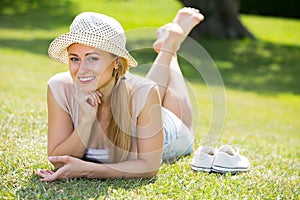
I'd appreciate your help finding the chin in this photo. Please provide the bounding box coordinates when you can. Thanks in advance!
[80,85,97,93]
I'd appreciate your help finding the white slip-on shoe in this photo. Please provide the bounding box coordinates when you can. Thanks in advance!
[191,146,216,172]
[212,145,250,173]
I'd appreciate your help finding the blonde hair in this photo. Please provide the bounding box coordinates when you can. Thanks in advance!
[107,57,132,163]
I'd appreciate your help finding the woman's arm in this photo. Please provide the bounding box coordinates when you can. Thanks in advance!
[37,86,164,180]
[47,86,95,167]
[86,86,164,178]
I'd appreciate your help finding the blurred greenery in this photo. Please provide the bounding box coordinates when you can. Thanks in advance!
[129,37,300,94]
[0,0,75,29]
[200,39,300,94]
[240,0,300,18]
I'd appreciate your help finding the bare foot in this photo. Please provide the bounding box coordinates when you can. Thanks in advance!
[153,23,182,53]
[153,7,204,53]
[173,7,204,35]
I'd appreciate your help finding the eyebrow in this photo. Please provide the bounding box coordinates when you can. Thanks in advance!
[86,52,101,56]
[68,52,101,57]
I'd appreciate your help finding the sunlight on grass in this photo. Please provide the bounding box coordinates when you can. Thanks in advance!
[241,15,300,46]
[76,0,182,30]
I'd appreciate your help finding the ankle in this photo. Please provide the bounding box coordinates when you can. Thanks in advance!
[161,40,180,54]
[160,49,176,56]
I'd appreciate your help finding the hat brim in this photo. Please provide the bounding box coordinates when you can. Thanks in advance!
[48,32,138,67]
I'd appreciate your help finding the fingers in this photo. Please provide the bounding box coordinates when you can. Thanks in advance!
[95,90,102,103]
[35,169,49,177]
[35,157,70,182]
[35,169,57,182]
[35,157,82,182]
[41,171,58,182]
[74,85,102,108]
[87,91,102,107]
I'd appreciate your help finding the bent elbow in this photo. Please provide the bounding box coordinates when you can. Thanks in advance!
[149,170,159,178]
[142,169,159,179]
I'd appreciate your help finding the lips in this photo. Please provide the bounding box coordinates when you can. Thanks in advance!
[78,76,96,84]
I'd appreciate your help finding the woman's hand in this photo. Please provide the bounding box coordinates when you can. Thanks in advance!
[35,156,87,182]
[74,84,102,122]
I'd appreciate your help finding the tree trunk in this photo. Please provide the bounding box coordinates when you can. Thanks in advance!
[179,0,255,39]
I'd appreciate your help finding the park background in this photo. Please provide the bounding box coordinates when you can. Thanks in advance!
[0,0,299,199]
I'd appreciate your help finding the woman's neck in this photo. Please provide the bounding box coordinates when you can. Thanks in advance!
[96,77,115,126]
[98,77,116,107]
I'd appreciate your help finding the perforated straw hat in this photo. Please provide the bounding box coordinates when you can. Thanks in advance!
[48,12,138,67]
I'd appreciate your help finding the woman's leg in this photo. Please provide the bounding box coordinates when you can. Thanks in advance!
[147,55,193,128]
[146,7,204,129]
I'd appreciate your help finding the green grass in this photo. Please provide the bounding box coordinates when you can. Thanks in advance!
[1,0,300,199]
[241,15,300,46]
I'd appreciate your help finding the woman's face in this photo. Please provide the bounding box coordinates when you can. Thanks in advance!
[68,43,117,93]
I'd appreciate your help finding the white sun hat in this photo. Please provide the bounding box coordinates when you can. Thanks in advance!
[48,12,138,67]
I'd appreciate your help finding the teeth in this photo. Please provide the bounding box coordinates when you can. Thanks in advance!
[79,76,94,82]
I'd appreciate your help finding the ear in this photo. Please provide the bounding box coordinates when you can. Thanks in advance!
[114,57,121,69]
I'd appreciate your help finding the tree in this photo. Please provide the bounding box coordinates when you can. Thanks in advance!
[178,0,255,39]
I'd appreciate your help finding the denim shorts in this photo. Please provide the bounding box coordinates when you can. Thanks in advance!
[162,107,194,162]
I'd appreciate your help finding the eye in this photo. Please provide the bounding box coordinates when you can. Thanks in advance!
[70,57,80,62]
[87,56,99,61]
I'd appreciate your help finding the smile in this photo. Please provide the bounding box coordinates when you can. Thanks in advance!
[78,76,96,83]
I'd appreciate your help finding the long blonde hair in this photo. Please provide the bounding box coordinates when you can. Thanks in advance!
[107,57,132,163]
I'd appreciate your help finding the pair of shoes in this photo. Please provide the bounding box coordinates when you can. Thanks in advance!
[191,145,250,173]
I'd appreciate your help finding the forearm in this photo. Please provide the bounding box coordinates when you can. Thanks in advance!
[49,120,94,159]
[84,158,161,179]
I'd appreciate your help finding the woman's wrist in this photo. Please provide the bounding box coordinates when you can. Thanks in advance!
[79,117,95,125]
[75,119,95,146]
[81,160,92,178]
[83,161,105,178]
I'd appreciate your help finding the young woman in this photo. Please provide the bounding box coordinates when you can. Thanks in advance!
[35,7,204,181]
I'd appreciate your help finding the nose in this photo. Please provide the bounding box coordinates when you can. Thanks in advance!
[77,60,89,74]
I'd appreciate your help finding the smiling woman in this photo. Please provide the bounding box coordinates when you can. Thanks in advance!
[35,8,204,181]
[67,44,118,93]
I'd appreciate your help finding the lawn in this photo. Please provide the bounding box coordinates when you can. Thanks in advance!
[0,0,299,199]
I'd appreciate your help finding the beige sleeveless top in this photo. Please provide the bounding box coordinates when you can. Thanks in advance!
[48,71,157,162]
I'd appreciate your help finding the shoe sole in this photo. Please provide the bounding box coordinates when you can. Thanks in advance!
[212,165,250,173]
[191,165,211,173]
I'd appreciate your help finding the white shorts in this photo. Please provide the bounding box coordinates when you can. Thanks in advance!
[162,107,194,162]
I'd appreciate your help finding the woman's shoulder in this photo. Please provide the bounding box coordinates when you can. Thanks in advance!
[47,71,75,115]
[47,71,74,99]
[48,71,73,85]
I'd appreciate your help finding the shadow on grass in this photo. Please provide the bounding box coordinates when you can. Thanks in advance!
[16,175,155,199]
[0,38,52,55]
[0,33,299,95]
[198,38,300,94]
[129,38,300,95]
[0,1,76,30]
